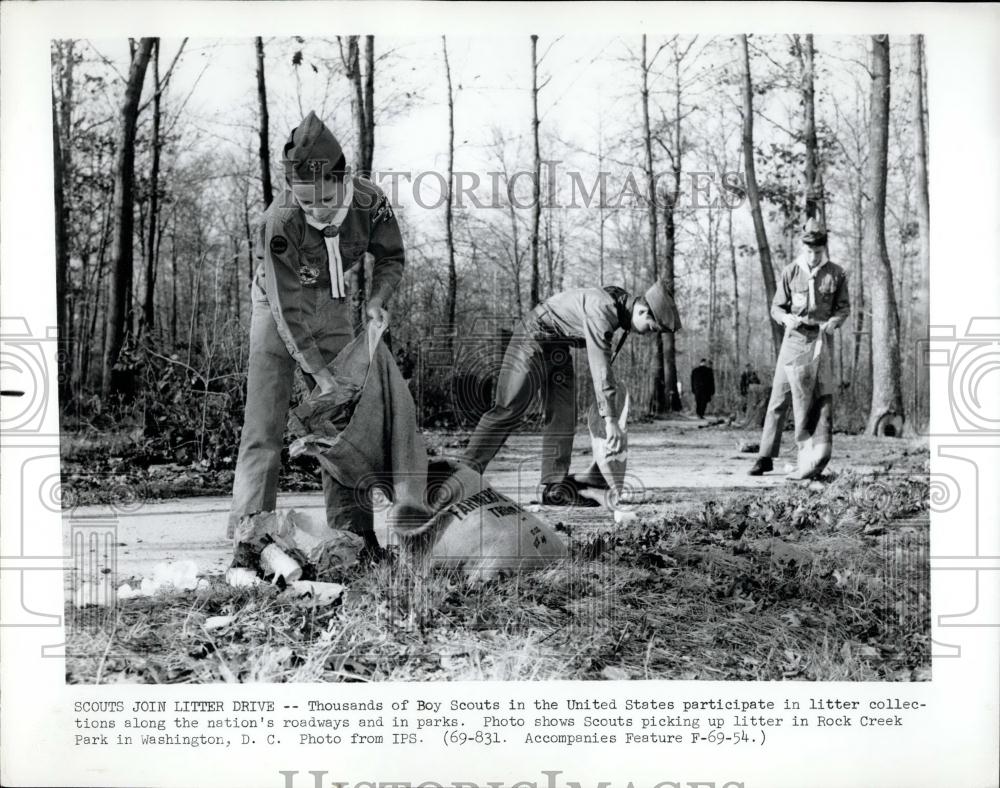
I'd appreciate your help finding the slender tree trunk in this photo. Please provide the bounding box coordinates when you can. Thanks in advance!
[727,207,740,371]
[865,35,905,436]
[170,220,178,348]
[363,36,375,176]
[529,35,542,308]
[141,39,161,336]
[254,37,274,207]
[101,37,154,397]
[442,36,457,356]
[642,36,668,415]
[738,35,782,358]
[52,88,71,404]
[912,34,930,427]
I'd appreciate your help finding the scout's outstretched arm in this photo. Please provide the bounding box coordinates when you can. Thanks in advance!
[260,212,326,376]
[366,184,405,313]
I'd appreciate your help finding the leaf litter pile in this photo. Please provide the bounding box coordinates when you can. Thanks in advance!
[67,464,930,683]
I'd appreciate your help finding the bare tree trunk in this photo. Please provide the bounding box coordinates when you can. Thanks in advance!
[642,35,668,415]
[738,34,782,358]
[254,37,274,207]
[728,207,740,371]
[52,89,71,405]
[170,220,178,348]
[529,35,542,308]
[865,35,905,436]
[442,36,457,357]
[912,34,930,428]
[363,36,375,176]
[140,38,161,336]
[101,37,154,397]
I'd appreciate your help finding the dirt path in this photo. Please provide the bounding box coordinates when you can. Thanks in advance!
[64,419,925,585]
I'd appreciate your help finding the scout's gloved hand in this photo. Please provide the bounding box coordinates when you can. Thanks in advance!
[366,297,389,328]
[604,419,624,454]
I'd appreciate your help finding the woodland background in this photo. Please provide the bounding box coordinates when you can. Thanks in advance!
[51,34,929,470]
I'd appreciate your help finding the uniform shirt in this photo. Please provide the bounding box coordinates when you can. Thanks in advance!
[254,177,404,374]
[535,288,628,420]
[770,256,850,333]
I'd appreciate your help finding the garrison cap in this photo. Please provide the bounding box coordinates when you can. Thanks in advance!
[282,111,347,183]
[802,215,828,247]
[643,280,681,332]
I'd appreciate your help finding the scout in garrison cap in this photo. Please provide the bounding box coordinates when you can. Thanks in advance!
[461,282,681,507]
[748,216,850,478]
[228,111,406,559]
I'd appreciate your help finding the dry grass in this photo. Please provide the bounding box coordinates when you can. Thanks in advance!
[66,463,930,684]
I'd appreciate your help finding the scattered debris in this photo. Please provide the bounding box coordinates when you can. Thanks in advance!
[117,560,204,599]
[738,441,760,454]
[284,580,345,607]
[204,615,236,631]
[224,568,261,588]
[260,544,303,584]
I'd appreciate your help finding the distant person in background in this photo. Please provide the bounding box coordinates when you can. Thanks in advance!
[739,363,761,412]
[690,358,716,418]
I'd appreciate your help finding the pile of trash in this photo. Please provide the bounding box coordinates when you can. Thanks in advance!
[229,508,363,589]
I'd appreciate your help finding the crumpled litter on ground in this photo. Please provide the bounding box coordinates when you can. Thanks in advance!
[230,509,364,585]
[117,560,206,599]
[283,580,345,608]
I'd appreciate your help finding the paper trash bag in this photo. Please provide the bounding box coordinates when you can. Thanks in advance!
[786,336,834,480]
[289,321,432,531]
[580,389,630,507]
[408,459,568,580]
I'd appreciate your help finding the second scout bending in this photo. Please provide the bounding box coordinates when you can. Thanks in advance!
[463,282,681,508]
[228,112,404,555]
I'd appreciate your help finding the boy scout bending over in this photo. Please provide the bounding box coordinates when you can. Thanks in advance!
[228,111,404,553]
[748,218,850,476]
[462,282,680,507]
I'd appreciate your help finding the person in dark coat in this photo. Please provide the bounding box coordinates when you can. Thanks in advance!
[690,359,715,418]
[739,363,761,412]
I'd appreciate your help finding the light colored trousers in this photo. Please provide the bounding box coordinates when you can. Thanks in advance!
[228,281,375,544]
[758,327,831,458]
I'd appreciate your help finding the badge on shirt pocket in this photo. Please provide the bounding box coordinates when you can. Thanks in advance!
[819,274,837,295]
[791,290,808,311]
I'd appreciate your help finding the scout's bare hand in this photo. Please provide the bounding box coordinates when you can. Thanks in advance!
[366,298,389,328]
[783,314,803,330]
[821,319,838,335]
[605,419,624,454]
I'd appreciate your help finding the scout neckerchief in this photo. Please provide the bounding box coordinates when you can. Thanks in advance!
[603,286,632,365]
[303,177,355,299]
[796,248,828,317]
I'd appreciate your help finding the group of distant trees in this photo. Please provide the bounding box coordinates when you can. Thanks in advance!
[52,34,929,452]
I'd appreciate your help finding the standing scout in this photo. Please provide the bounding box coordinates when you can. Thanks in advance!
[228,111,404,552]
[462,283,681,507]
[748,218,850,476]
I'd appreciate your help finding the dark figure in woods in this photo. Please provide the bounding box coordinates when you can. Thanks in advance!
[739,363,761,412]
[748,217,850,476]
[462,282,681,507]
[228,112,405,554]
[690,358,715,419]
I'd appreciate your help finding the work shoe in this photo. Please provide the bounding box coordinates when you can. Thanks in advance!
[747,457,773,476]
[541,480,600,507]
[570,463,609,490]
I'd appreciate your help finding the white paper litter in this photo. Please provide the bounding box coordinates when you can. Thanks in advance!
[115,560,201,599]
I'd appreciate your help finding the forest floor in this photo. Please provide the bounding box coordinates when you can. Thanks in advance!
[63,417,931,683]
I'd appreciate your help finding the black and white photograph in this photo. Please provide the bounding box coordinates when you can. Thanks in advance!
[55,31,933,684]
[2,4,999,787]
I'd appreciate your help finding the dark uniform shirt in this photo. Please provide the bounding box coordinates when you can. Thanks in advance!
[254,177,404,374]
[535,288,628,420]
